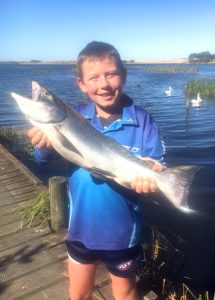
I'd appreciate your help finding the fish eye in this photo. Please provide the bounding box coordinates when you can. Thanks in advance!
[43,90,50,97]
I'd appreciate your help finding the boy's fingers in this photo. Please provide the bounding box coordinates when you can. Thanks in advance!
[28,127,40,138]
[131,174,159,193]
[140,157,164,172]
[31,131,43,146]
[27,127,52,149]
[131,176,157,194]
[152,162,164,172]
[149,179,157,192]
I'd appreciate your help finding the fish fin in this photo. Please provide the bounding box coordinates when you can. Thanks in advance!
[89,167,116,181]
[158,165,200,212]
[54,127,84,158]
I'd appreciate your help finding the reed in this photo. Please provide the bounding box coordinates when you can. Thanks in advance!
[0,127,19,147]
[186,79,215,99]
[137,227,212,299]
[19,189,50,229]
[0,127,34,159]
[142,66,198,73]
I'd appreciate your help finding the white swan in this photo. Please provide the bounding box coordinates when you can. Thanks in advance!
[165,86,173,96]
[191,93,203,107]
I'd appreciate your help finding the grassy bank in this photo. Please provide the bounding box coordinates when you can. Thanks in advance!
[0,127,33,159]
[142,66,198,73]
[186,79,215,99]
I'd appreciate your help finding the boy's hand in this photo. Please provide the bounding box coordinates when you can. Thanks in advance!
[130,157,164,194]
[28,127,52,149]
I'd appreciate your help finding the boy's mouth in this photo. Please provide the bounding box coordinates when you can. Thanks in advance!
[98,91,115,97]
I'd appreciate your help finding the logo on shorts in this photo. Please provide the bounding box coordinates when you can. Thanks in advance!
[116,259,133,271]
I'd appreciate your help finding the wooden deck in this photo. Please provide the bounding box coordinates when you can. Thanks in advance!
[0,144,113,300]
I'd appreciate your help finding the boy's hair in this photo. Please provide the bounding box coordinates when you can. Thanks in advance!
[77,41,127,82]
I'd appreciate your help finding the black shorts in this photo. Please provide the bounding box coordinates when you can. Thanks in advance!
[66,240,143,278]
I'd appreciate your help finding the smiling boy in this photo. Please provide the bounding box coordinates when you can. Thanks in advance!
[28,41,164,300]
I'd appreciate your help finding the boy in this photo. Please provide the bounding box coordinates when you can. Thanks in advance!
[28,41,164,300]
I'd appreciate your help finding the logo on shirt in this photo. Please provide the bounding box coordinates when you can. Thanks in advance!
[122,145,140,153]
[116,259,133,271]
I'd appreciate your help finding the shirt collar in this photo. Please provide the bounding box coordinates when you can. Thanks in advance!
[80,94,139,126]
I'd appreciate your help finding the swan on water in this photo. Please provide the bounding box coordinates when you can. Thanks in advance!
[165,86,173,96]
[191,93,202,107]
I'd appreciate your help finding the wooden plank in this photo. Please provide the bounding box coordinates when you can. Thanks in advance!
[0,200,21,213]
[0,191,37,206]
[0,227,66,257]
[1,174,30,185]
[0,161,14,167]
[0,229,66,257]
[0,184,7,193]
[0,243,67,282]
[0,170,25,181]
[0,194,15,205]
[0,209,18,224]
[0,221,21,237]
[5,180,35,191]
[0,165,20,175]
[15,277,70,300]
[9,185,38,196]
[94,286,114,300]
[13,191,38,202]
[0,260,69,300]
[95,263,110,286]
[0,191,38,206]
[0,145,43,187]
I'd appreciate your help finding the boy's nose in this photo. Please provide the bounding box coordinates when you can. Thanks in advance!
[99,76,109,88]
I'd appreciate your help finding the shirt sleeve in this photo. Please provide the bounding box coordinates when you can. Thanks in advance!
[141,111,165,163]
[34,146,58,164]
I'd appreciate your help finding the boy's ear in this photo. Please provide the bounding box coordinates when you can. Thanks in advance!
[77,78,88,93]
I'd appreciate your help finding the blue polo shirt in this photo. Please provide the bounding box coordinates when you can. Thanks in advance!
[35,94,164,250]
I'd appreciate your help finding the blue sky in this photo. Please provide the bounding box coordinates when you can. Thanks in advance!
[1,0,215,61]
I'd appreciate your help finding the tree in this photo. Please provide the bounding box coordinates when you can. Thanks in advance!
[188,51,214,63]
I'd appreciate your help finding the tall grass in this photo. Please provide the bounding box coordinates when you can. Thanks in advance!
[19,189,50,229]
[0,127,19,147]
[143,66,198,73]
[0,127,34,159]
[185,79,215,99]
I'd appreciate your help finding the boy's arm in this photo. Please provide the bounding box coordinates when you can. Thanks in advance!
[130,111,165,194]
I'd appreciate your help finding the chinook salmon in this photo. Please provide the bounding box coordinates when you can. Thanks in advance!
[11,81,197,212]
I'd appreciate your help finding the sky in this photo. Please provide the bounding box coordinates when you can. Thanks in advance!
[1,0,215,61]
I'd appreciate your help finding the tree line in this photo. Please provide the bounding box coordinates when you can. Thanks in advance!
[188,51,215,63]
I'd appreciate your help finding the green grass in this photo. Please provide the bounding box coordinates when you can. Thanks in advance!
[19,189,50,229]
[185,79,215,99]
[142,66,198,73]
[0,127,19,147]
[0,127,34,159]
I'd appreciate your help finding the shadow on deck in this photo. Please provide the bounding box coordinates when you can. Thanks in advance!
[0,144,113,299]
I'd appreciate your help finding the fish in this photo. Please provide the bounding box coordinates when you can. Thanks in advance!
[11,81,198,212]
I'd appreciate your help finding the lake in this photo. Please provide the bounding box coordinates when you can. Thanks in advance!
[1,63,215,289]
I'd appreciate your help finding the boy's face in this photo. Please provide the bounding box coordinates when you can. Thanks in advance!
[77,56,125,114]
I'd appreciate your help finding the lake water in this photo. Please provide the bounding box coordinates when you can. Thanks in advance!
[1,63,215,289]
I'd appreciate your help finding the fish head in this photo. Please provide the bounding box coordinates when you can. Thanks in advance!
[11,81,67,124]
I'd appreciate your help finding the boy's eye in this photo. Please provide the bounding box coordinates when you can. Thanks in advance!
[107,72,119,77]
[88,76,99,81]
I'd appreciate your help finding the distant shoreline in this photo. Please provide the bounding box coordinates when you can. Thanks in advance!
[0,58,189,65]
[2,58,215,65]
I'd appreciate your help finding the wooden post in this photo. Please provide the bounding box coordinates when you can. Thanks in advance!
[49,176,68,232]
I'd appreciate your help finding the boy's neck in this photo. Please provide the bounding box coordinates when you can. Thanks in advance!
[96,106,122,118]
[96,105,122,126]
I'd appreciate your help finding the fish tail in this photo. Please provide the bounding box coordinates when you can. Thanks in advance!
[158,166,199,212]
